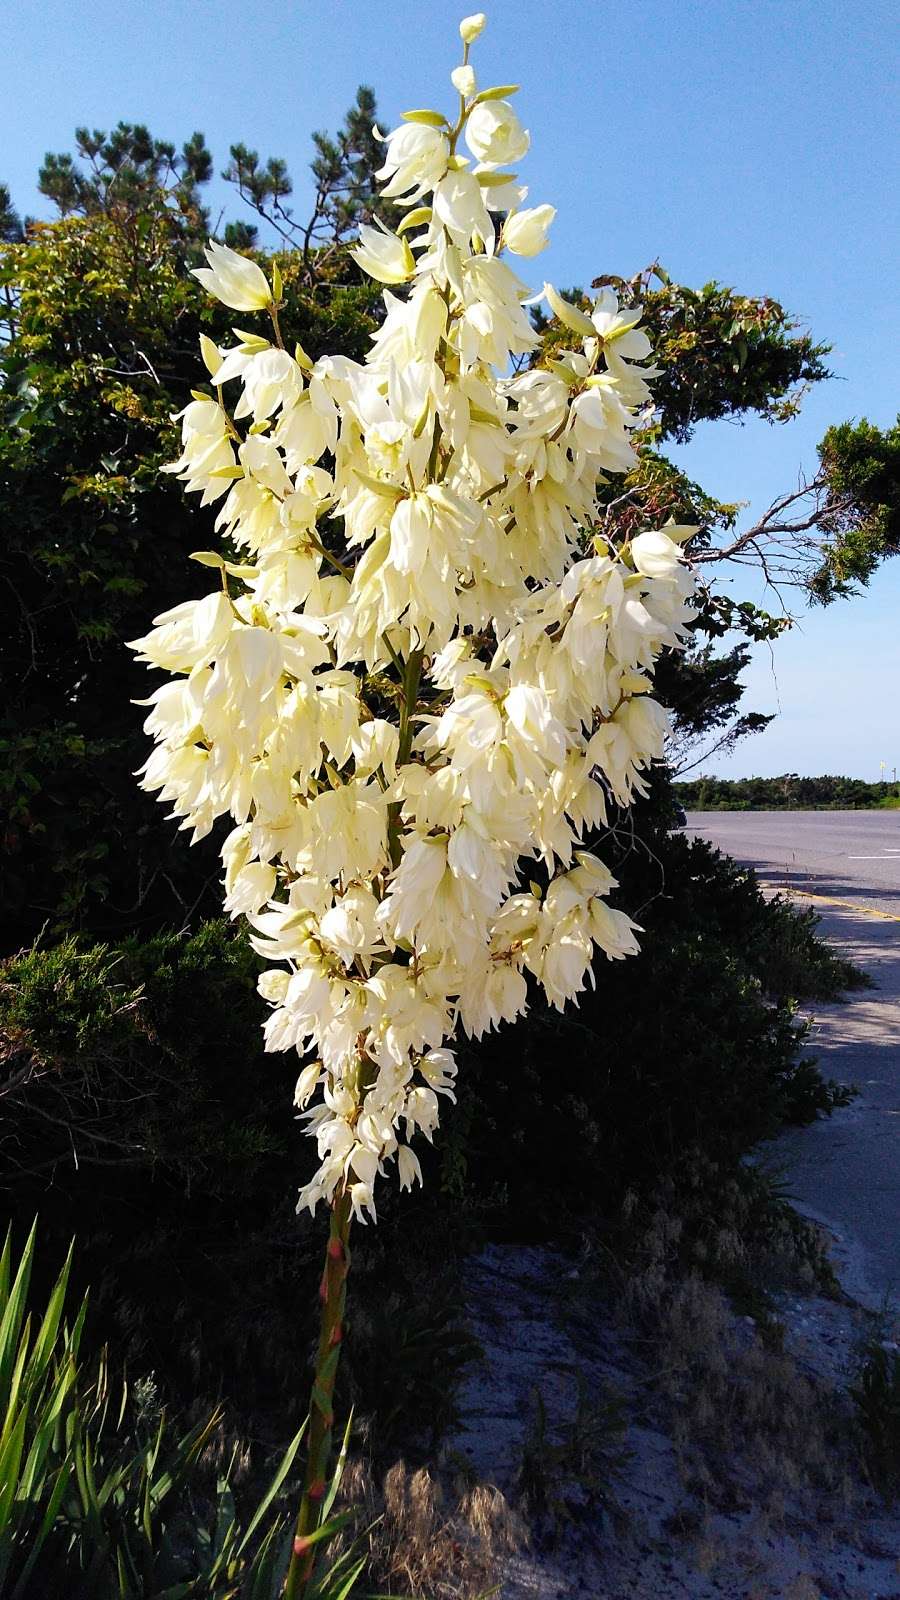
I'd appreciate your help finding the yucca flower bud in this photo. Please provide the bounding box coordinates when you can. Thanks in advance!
[459,11,486,42]
[451,64,476,96]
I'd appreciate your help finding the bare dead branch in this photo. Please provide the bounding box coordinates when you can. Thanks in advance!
[688,465,856,589]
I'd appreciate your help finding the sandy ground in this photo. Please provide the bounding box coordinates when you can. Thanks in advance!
[453,1246,900,1599]
[449,817,900,1598]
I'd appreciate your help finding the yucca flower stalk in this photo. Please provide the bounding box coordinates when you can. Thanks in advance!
[130,11,696,1593]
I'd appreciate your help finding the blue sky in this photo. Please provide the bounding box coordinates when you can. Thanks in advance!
[4,0,897,777]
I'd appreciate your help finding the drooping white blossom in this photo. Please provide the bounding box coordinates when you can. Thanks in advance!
[131,13,696,1225]
[350,223,416,285]
[192,240,273,311]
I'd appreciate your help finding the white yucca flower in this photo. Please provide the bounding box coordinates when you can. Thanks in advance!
[192,240,272,311]
[131,11,697,1227]
[502,204,556,257]
[350,223,416,285]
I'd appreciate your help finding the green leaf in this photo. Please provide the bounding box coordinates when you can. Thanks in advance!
[10,1462,72,1599]
[16,1359,77,1502]
[244,1520,292,1600]
[234,1421,305,1558]
[149,1408,221,1505]
[302,1510,358,1556]
[0,1232,11,1315]
[28,1241,74,1375]
[0,1406,28,1531]
[233,329,270,351]
[400,110,448,127]
[472,84,520,102]
[320,1412,353,1522]
[353,470,403,502]
[321,1552,367,1600]
[0,1221,37,1402]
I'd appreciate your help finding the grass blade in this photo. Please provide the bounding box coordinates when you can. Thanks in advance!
[9,1461,72,1600]
[27,1242,74,1377]
[234,1421,305,1558]
[0,1221,37,1400]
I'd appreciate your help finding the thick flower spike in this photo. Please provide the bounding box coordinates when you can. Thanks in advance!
[131,12,697,1220]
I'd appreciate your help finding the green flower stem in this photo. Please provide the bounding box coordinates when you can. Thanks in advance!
[284,1186,353,1600]
[398,649,424,765]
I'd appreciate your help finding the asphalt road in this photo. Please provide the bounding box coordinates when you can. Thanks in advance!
[684,809,900,918]
[686,810,900,1308]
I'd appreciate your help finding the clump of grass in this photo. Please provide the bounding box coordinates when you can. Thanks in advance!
[0,1222,361,1599]
[347,1282,482,1459]
[851,1339,900,1500]
[341,1457,523,1598]
[644,1266,851,1509]
[615,1158,839,1320]
[516,1377,630,1541]
[606,1170,857,1509]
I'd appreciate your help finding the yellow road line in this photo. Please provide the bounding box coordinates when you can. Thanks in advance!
[770,884,900,924]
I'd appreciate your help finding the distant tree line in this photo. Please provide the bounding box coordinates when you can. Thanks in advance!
[676,774,900,810]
